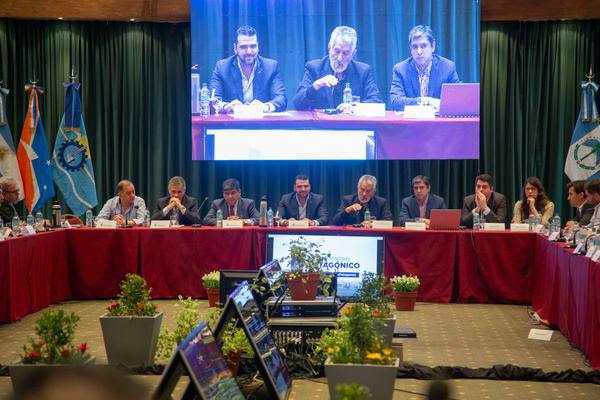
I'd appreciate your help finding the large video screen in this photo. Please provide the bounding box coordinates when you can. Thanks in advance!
[190,0,480,161]
[266,233,384,299]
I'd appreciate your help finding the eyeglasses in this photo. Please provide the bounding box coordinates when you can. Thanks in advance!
[5,189,19,193]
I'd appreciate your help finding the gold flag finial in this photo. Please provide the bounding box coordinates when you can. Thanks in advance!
[586,65,594,81]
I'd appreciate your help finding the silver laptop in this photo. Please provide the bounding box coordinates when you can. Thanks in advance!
[438,83,480,117]
[429,209,462,230]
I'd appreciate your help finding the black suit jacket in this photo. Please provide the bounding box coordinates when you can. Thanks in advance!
[277,193,328,226]
[151,195,202,226]
[398,194,447,226]
[460,192,507,227]
[293,56,382,110]
[209,55,287,111]
[573,202,595,226]
[332,194,393,226]
[0,201,17,224]
[202,197,260,226]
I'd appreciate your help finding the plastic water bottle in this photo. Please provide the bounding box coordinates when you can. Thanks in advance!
[343,83,352,115]
[11,215,20,234]
[143,210,150,227]
[52,201,61,228]
[473,213,481,231]
[26,213,35,226]
[0,218,4,229]
[216,209,223,227]
[364,208,371,223]
[527,215,534,232]
[267,208,274,227]
[35,211,43,224]
[170,209,178,227]
[200,83,210,117]
[554,214,561,237]
[191,70,200,114]
[85,209,94,227]
[259,195,268,227]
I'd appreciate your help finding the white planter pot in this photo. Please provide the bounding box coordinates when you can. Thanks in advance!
[375,314,397,347]
[324,357,399,400]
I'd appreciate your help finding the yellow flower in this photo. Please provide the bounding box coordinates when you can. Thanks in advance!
[366,352,382,360]
[382,348,392,356]
[326,347,334,354]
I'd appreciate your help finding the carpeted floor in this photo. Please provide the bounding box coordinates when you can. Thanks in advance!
[1,300,599,399]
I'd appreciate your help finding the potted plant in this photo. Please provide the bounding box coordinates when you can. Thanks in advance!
[9,309,93,397]
[202,270,220,307]
[390,274,420,311]
[100,273,163,368]
[355,272,395,346]
[315,304,398,400]
[281,236,331,301]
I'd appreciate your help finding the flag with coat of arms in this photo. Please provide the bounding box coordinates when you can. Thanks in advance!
[51,81,98,216]
[16,83,55,212]
[564,72,600,181]
[0,85,24,199]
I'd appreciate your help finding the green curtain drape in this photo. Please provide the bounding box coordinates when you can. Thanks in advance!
[0,19,599,221]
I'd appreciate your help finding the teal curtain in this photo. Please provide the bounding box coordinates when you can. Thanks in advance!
[0,18,599,222]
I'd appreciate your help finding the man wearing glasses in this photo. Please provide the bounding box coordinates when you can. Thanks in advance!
[0,176,21,224]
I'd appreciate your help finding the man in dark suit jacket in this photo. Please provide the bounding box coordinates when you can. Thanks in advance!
[398,175,446,227]
[333,175,392,226]
[294,26,382,111]
[390,25,460,111]
[210,25,286,113]
[277,174,328,226]
[203,178,260,226]
[566,180,595,228]
[461,174,507,228]
[0,176,20,224]
[152,176,202,226]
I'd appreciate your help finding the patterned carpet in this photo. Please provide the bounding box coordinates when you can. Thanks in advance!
[1,300,598,399]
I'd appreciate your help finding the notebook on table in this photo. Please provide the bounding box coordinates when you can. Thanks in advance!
[429,209,462,230]
[438,83,480,117]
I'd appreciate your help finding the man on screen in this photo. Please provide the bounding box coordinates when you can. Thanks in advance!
[97,180,147,226]
[151,176,202,226]
[332,175,392,226]
[398,175,446,227]
[203,178,259,226]
[390,25,460,111]
[0,177,20,224]
[277,174,328,226]
[210,25,287,113]
[460,174,507,228]
[293,26,382,111]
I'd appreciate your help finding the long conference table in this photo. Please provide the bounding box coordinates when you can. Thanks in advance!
[1,227,598,370]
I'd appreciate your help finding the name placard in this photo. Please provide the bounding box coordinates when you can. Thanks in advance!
[528,328,553,341]
[371,220,393,229]
[403,105,436,120]
[592,249,600,263]
[585,245,597,258]
[150,220,171,228]
[405,222,426,231]
[1,228,11,239]
[548,231,560,241]
[510,223,529,232]
[21,225,37,236]
[483,223,505,231]
[288,220,309,228]
[96,219,118,229]
[352,103,386,118]
[222,219,244,228]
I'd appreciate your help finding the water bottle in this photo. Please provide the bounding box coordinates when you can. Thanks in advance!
[52,201,61,228]
[26,213,35,226]
[554,214,561,237]
[191,70,200,114]
[143,210,150,227]
[35,211,43,224]
[267,208,274,227]
[170,209,178,227]
[259,195,268,227]
[0,218,4,229]
[473,211,481,230]
[216,209,223,227]
[528,215,534,232]
[200,83,210,117]
[12,215,20,234]
[364,208,371,223]
[342,83,352,115]
[86,209,94,227]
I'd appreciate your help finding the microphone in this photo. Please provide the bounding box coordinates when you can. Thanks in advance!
[198,196,209,210]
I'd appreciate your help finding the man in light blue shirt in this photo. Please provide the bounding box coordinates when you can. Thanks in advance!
[97,180,147,226]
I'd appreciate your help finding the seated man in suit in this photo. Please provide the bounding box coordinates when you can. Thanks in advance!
[390,25,460,111]
[584,179,600,227]
[203,178,259,226]
[0,176,21,224]
[277,174,327,226]
[460,174,507,228]
[210,25,286,113]
[97,180,147,226]
[333,175,392,226]
[565,180,595,230]
[151,176,202,226]
[293,26,382,111]
[398,175,446,227]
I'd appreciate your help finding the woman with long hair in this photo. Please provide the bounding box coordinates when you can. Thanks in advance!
[512,177,554,225]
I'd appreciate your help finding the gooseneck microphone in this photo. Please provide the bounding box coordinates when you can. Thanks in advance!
[198,196,209,210]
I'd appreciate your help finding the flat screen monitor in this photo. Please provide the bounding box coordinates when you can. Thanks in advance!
[219,270,258,307]
[213,281,292,400]
[265,233,384,299]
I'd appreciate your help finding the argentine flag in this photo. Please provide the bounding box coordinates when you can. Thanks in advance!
[51,82,98,216]
[0,87,24,199]
[564,79,600,182]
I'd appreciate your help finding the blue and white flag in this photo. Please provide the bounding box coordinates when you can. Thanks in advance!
[51,82,98,216]
[564,78,600,181]
[0,86,24,200]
